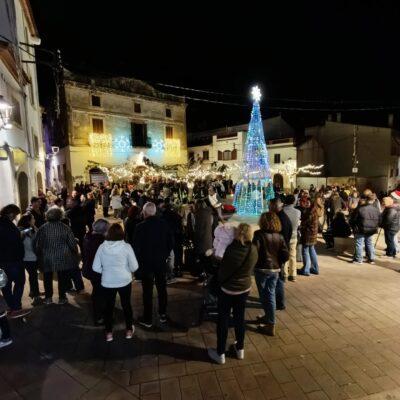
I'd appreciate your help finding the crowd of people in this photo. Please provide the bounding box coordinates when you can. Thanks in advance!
[0,178,398,366]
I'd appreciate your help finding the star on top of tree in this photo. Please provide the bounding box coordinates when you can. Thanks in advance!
[251,85,262,102]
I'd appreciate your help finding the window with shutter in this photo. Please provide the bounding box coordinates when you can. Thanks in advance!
[165,126,173,139]
[203,150,209,160]
[218,151,223,161]
[131,123,149,147]
[91,95,101,107]
[166,108,172,118]
[232,149,237,160]
[134,103,141,113]
[92,118,104,133]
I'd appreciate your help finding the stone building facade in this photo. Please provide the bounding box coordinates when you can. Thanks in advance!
[48,70,187,187]
[0,0,45,211]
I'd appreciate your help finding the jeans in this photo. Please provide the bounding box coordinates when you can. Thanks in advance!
[302,245,319,274]
[275,274,285,309]
[24,261,40,298]
[384,230,397,257]
[1,262,25,311]
[217,291,249,355]
[103,283,133,333]
[254,270,279,324]
[354,234,375,262]
[142,272,167,323]
[43,270,69,300]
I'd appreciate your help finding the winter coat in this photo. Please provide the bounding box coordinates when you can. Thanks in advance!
[218,240,258,292]
[381,206,400,233]
[283,205,301,240]
[277,210,293,247]
[253,230,289,271]
[300,208,319,246]
[84,199,96,220]
[133,216,174,273]
[350,204,381,235]
[193,207,213,254]
[124,216,141,246]
[93,240,138,288]
[82,232,105,280]
[331,214,352,238]
[213,224,235,258]
[0,216,24,265]
[66,203,86,237]
[28,208,46,228]
[34,221,79,272]
[101,190,110,207]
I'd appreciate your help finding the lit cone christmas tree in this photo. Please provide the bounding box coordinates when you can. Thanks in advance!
[233,86,275,215]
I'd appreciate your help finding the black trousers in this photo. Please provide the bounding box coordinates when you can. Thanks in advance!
[24,261,40,298]
[103,283,133,333]
[103,207,109,218]
[0,313,11,340]
[142,272,167,323]
[66,268,85,292]
[43,270,69,300]
[90,277,105,323]
[217,291,249,355]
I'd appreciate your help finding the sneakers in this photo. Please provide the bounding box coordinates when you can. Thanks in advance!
[0,339,12,349]
[350,260,363,265]
[138,317,153,329]
[166,277,178,285]
[125,326,135,339]
[368,260,376,265]
[207,348,225,364]
[106,332,113,342]
[44,298,53,305]
[233,343,244,360]
[159,314,169,324]
[8,309,31,319]
[288,276,296,282]
[58,297,68,305]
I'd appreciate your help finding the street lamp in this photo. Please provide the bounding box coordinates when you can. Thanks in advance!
[0,95,12,130]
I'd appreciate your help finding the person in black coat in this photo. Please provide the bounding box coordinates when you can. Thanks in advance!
[0,205,30,318]
[269,198,292,311]
[133,202,174,328]
[124,205,142,246]
[28,197,46,228]
[82,219,110,325]
[381,197,400,257]
[84,192,96,233]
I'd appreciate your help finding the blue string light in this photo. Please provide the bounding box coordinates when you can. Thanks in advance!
[233,86,275,215]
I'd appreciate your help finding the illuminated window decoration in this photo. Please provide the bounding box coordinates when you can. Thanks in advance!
[113,135,132,153]
[88,132,112,156]
[165,138,181,157]
[233,86,275,215]
[152,138,165,152]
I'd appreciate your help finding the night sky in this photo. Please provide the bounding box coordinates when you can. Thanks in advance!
[30,0,400,132]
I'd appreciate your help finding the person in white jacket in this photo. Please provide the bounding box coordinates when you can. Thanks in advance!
[93,223,138,342]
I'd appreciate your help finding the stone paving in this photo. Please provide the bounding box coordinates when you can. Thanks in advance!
[1,238,400,400]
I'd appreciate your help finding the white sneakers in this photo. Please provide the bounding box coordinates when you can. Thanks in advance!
[0,339,12,349]
[208,343,245,364]
[207,348,225,364]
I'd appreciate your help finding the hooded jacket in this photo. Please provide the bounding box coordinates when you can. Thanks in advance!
[93,240,138,288]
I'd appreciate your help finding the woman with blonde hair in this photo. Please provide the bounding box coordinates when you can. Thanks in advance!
[208,223,257,365]
[110,186,122,219]
[252,212,289,336]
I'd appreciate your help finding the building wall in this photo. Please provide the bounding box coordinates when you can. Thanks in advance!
[51,83,187,186]
[0,0,45,209]
[298,121,400,191]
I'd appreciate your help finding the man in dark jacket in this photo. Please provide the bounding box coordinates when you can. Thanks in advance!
[269,198,292,310]
[133,202,174,328]
[350,194,381,264]
[28,197,45,228]
[381,197,400,257]
[0,205,30,318]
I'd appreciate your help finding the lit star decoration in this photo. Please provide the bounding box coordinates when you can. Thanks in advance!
[233,85,275,215]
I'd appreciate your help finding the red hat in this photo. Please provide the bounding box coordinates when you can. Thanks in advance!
[391,190,400,201]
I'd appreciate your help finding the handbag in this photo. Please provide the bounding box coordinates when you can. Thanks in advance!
[0,268,8,289]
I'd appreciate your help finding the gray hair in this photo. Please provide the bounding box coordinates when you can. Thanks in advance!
[92,218,110,235]
[143,202,156,217]
[46,207,64,221]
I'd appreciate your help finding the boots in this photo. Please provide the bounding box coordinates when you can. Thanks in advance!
[258,323,275,336]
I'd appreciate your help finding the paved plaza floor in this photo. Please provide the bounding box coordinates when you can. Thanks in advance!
[1,237,400,400]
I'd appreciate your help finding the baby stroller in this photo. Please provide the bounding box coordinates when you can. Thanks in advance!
[198,256,220,323]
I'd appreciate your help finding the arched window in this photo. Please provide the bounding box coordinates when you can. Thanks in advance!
[18,172,29,212]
